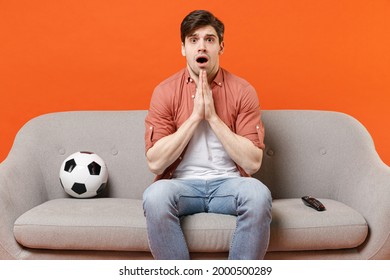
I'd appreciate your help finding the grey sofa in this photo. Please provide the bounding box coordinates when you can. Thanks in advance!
[1,110,390,260]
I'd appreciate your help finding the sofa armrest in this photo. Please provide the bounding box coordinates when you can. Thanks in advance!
[338,159,390,259]
[0,155,48,259]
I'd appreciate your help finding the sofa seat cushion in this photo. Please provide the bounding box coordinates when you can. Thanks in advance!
[14,198,150,252]
[268,199,368,251]
[13,198,368,253]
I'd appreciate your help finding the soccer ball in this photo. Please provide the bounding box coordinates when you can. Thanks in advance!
[59,151,108,198]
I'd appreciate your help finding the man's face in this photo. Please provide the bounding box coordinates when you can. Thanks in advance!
[181,25,224,81]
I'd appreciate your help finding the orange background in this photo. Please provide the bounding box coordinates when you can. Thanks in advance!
[1,0,389,165]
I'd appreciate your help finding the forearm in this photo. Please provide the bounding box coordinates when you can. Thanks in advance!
[146,115,202,175]
[208,115,263,175]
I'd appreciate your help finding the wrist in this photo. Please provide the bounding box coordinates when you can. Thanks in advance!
[207,113,222,127]
[188,112,203,125]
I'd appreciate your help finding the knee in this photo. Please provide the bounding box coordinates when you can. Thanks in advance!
[143,180,177,215]
[239,178,272,210]
[143,180,166,204]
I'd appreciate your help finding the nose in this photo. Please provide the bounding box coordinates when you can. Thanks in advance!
[198,39,206,52]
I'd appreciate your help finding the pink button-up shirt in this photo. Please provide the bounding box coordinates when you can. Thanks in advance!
[145,67,265,181]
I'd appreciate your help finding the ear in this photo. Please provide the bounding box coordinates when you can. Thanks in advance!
[181,43,186,56]
[219,41,225,55]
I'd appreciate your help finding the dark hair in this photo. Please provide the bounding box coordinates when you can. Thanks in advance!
[180,10,225,44]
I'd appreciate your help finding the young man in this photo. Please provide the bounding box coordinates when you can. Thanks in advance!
[143,10,272,260]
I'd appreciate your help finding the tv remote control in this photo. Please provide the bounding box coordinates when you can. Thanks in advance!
[301,196,326,211]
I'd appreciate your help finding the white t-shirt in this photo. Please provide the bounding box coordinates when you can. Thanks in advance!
[173,120,240,179]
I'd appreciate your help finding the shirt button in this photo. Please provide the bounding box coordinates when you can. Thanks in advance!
[256,125,259,130]
[218,82,222,86]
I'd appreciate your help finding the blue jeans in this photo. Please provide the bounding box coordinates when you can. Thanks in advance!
[142,177,272,260]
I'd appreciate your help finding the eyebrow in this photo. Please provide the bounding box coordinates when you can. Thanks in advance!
[188,33,218,38]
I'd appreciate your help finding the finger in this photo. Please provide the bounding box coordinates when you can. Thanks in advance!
[203,70,208,86]
[200,70,207,90]
[198,70,203,91]
[202,70,209,94]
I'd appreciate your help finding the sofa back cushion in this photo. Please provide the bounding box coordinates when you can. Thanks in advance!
[254,110,378,199]
[11,110,154,200]
[10,110,377,201]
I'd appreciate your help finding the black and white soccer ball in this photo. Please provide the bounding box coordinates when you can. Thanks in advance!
[59,151,108,198]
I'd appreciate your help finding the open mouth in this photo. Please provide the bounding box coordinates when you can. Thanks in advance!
[196,56,209,64]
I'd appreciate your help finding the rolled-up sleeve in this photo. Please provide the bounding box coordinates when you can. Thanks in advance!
[144,86,176,153]
[234,84,265,150]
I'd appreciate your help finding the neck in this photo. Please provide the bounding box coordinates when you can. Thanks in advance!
[187,67,219,86]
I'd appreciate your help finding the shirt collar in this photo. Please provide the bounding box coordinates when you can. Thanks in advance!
[212,68,224,87]
[185,68,224,87]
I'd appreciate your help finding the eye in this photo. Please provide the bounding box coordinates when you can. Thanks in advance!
[206,37,215,43]
[189,37,197,44]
